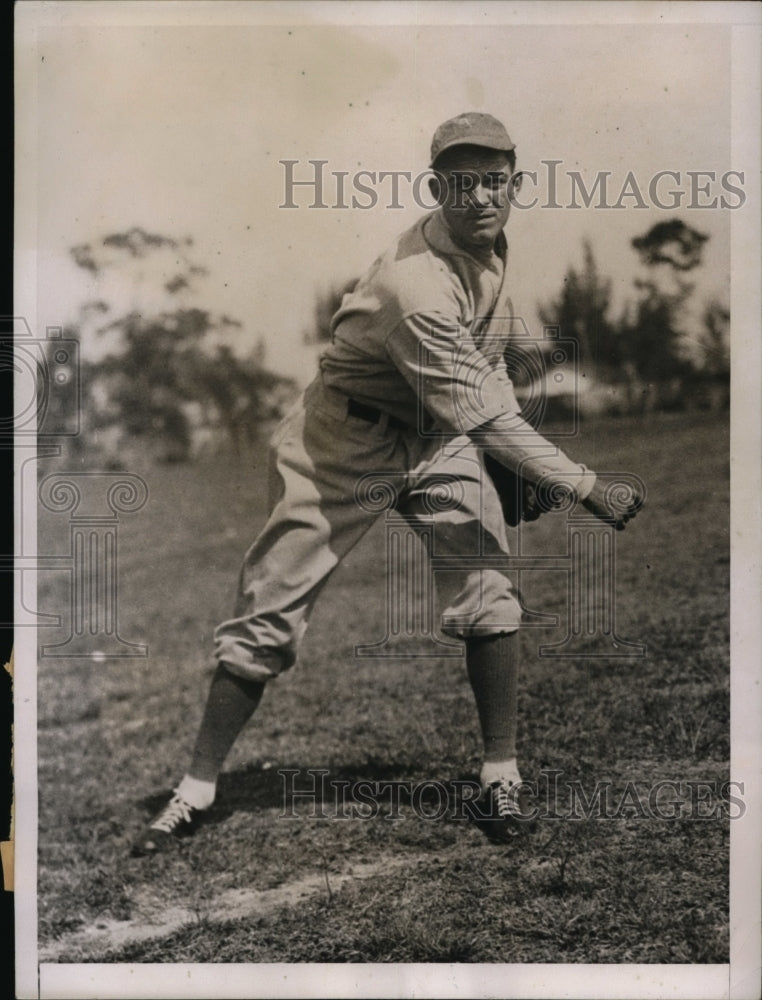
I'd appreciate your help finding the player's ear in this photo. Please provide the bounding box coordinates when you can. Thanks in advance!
[429,170,446,205]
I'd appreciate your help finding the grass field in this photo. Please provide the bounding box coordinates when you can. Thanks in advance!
[36,411,730,964]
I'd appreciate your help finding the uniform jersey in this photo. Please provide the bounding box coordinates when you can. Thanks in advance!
[320,208,521,435]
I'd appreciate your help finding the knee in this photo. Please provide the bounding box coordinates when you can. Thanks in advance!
[440,574,523,639]
[218,656,281,684]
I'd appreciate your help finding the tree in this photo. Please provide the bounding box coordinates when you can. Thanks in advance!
[191,344,296,458]
[71,227,296,461]
[679,298,730,411]
[696,299,730,380]
[631,220,708,271]
[90,307,231,460]
[534,222,718,416]
[537,239,624,380]
[625,219,711,409]
[619,287,690,389]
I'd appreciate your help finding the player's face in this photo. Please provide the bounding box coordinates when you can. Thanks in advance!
[435,148,517,253]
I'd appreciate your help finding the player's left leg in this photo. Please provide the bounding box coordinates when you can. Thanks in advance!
[402,438,534,841]
[464,632,535,841]
[465,632,519,785]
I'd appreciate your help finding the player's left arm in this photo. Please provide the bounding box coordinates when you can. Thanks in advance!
[477,411,641,530]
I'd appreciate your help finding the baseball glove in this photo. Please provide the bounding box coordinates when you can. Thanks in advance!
[483,454,547,527]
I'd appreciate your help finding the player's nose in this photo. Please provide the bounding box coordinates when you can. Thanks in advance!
[472,183,493,207]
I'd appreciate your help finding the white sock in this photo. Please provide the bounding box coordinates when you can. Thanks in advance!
[480,758,521,790]
[176,774,216,810]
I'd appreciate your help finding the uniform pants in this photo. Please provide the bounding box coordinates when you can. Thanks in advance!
[214,377,523,682]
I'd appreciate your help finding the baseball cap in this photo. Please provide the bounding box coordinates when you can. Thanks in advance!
[430,112,515,167]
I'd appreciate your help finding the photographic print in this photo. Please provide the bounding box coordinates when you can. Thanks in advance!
[13,2,761,998]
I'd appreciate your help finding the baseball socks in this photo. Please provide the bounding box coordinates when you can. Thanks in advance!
[179,664,266,808]
[465,633,521,789]
[464,633,537,841]
[132,664,265,855]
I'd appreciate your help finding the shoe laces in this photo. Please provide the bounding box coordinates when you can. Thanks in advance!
[151,793,195,833]
[489,779,522,819]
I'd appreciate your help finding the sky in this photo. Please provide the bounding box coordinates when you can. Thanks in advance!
[22,3,742,385]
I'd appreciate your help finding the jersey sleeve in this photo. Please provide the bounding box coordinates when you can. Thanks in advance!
[385,311,521,434]
[477,411,597,500]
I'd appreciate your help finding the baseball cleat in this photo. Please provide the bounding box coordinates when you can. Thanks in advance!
[467,779,536,843]
[131,792,205,856]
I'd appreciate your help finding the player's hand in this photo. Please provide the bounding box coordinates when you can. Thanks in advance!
[581,478,642,531]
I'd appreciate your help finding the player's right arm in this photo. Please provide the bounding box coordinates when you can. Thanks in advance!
[474,410,595,500]
[386,311,638,528]
[476,412,639,529]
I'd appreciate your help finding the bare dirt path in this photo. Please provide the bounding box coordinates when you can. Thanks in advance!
[39,851,448,962]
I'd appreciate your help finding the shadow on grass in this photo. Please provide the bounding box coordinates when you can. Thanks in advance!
[137,759,484,830]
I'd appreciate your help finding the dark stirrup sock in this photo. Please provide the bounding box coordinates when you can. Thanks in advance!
[187,664,265,783]
[465,633,519,763]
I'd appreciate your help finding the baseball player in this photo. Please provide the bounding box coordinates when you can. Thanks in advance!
[133,112,638,853]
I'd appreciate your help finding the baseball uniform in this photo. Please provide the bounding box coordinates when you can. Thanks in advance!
[212,208,593,683]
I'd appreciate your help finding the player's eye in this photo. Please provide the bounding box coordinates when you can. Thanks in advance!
[451,172,478,191]
[484,172,508,189]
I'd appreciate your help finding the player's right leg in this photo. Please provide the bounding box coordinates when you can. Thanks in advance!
[132,383,402,855]
[131,667,265,855]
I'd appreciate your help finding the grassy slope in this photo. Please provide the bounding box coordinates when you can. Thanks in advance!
[37,411,730,963]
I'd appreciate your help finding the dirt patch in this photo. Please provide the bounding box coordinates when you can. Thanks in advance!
[40,852,438,962]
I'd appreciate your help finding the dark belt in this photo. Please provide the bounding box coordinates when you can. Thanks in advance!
[347,397,407,431]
